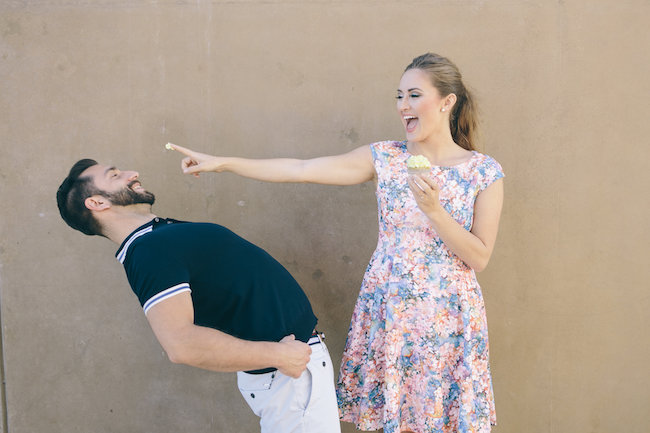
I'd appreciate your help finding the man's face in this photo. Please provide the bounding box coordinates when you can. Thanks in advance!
[82,163,155,206]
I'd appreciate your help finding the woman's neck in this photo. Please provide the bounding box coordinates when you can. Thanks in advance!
[408,137,471,167]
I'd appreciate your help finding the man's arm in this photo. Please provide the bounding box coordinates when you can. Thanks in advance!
[145,291,311,378]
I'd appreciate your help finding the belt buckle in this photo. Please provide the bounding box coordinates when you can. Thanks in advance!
[308,329,324,346]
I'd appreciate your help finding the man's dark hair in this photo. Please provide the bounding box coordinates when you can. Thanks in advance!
[56,159,104,236]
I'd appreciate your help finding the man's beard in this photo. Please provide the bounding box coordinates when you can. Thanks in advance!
[104,182,156,206]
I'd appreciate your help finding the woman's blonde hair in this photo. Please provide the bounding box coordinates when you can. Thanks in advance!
[405,53,479,151]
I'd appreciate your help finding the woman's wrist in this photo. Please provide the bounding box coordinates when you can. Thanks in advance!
[425,204,447,225]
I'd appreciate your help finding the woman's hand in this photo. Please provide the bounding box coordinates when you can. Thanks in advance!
[407,173,504,272]
[166,143,222,177]
[408,173,443,216]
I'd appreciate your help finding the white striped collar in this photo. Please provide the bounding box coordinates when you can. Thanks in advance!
[115,220,155,264]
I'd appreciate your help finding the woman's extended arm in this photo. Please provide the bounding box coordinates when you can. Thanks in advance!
[168,143,375,186]
[409,175,504,272]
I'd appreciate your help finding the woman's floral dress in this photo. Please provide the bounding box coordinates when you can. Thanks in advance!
[337,141,504,433]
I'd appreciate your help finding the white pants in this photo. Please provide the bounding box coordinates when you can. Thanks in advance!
[237,335,341,433]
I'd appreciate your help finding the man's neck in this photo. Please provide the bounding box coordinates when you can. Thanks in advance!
[100,205,158,245]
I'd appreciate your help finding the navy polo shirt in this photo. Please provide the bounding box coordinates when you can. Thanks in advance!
[116,218,317,345]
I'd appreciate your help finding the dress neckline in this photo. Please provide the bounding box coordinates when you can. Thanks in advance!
[400,141,477,168]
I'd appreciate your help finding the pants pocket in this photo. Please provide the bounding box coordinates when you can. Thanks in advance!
[237,371,276,417]
[293,367,313,412]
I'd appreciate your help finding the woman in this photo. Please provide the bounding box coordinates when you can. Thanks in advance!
[170,53,504,433]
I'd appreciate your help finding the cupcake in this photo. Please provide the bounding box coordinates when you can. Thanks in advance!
[406,154,432,176]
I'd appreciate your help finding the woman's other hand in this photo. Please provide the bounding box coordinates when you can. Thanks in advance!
[408,173,443,216]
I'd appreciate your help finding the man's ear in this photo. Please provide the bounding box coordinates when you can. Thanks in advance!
[84,195,111,212]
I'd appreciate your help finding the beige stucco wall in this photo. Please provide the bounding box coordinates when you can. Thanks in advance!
[1,1,648,432]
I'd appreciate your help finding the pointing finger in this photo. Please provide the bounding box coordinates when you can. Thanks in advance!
[165,142,195,157]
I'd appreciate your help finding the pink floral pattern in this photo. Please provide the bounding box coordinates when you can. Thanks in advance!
[337,141,504,433]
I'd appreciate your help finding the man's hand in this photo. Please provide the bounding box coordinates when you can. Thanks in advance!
[276,334,312,378]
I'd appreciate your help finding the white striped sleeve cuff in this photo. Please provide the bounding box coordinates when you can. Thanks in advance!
[143,283,192,315]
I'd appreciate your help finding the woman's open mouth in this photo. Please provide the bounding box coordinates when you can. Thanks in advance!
[404,115,418,133]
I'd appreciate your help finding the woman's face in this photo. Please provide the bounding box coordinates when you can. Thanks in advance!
[396,68,448,144]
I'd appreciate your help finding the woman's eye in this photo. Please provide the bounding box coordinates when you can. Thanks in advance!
[395,94,403,100]
[410,93,421,98]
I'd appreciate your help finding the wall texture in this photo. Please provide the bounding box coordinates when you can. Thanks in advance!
[1,1,649,432]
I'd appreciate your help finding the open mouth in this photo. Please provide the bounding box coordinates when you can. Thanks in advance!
[403,115,418,133]
[129,181,144,191]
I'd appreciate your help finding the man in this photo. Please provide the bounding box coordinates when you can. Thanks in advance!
[56,158,341,433]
